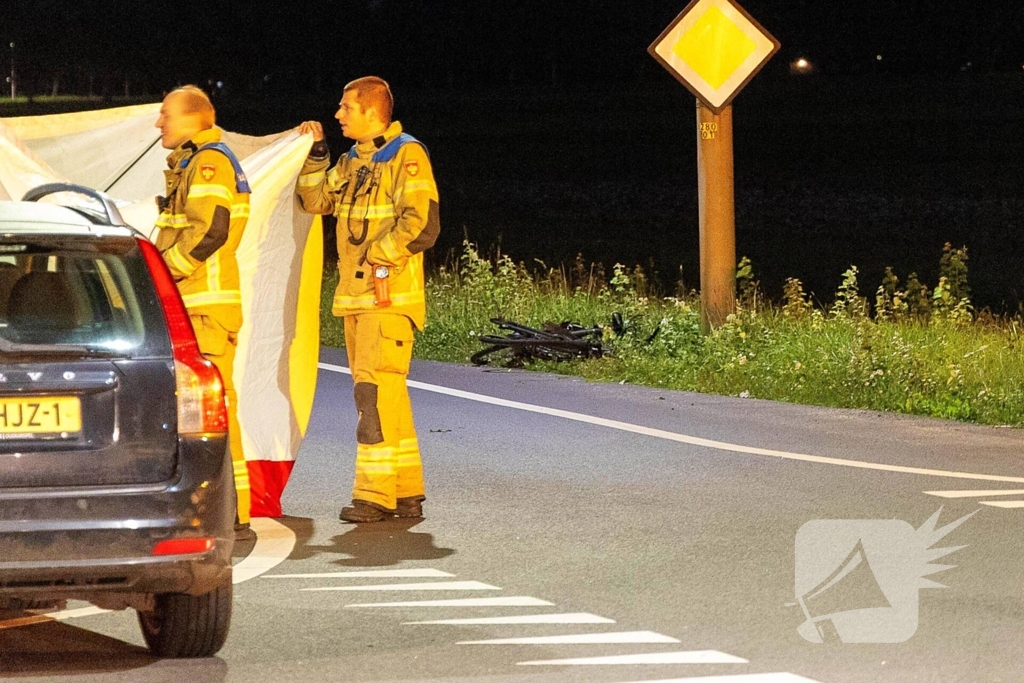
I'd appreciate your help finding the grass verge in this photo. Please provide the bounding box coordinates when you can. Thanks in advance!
[321,243,1024,428]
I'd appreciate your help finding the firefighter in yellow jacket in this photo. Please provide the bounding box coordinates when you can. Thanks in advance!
[297,76,440,523]
[154,85,252,527]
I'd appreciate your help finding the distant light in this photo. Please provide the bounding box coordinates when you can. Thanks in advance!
[876,55,883,61]
[790,57,813,75]
[216,81,224,89]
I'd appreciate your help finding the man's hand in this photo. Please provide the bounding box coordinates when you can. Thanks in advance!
[298,121,325,141]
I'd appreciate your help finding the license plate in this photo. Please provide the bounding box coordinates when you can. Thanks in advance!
[0,397,82,434]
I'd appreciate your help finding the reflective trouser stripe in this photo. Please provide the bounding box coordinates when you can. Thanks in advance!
[396,437,423,500]
[204,328,250,524]
[353,445,398,508]
[346,313,423,510]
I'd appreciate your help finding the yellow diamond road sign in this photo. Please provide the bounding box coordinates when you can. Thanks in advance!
[649,0,780,112]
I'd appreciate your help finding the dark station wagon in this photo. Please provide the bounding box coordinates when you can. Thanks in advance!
[0,185,235,657]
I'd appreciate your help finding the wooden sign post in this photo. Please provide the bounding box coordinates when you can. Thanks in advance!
[649,0,780,330]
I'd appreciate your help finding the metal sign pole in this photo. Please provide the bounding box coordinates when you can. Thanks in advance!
[696,100,735,331]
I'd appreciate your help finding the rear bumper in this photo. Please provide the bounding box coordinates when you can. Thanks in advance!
[0,435,234,599]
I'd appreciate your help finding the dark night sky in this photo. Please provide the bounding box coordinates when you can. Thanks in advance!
[5,1,1024,309]
[4,1,1024,96]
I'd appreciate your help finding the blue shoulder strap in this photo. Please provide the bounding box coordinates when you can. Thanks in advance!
[347,133,427,163]
[180,142,251,194]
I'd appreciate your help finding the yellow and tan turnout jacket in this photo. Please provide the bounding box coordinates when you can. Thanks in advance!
[296,121,440,330]
[154,126,250,334]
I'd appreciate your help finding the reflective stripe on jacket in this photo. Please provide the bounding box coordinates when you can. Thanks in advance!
[296,121,440,330]
[155,126,249,332]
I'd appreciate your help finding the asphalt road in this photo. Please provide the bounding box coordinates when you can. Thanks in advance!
[3,346,1024,683]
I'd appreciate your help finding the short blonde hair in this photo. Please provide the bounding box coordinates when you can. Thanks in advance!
[343,76,393,126]
[171,85,216,129]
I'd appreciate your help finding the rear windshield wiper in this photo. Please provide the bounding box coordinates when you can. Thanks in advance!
[0,337,125,359]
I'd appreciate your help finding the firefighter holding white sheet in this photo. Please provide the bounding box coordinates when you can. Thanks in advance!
[297,76,440,523]
[154,85,252,529]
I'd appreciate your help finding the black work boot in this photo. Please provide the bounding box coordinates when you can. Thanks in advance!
[234,521,254,541]
[396,496,425,519]
[339,501,392,523]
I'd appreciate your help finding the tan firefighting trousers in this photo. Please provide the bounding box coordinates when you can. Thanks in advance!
[344,312,424,511]
[192,314,251,525]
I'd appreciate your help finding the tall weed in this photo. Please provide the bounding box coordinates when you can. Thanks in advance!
[319,242,1024,427]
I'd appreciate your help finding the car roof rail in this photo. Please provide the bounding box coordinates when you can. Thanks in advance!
[22,183,127,227]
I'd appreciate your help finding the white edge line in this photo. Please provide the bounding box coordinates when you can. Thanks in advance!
[1,517,297,630]
[320,362,1024,484]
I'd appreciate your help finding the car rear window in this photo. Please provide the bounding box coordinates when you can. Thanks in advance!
[0,236,172,357]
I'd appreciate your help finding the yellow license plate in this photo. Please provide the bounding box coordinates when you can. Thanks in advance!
[0,397,82,434]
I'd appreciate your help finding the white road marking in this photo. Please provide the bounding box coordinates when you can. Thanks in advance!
[979,500,1024,508]
[319,363,1024,484]
[265,569,454,579]
[0,517,296,630]
[346,596,554,608]
[925,489,1024,498]
[233,518,297,584]
[459,630,680,645]
[517,651,748,666]
[611,674,823,683]
[304,580,499,592]
[406,612,615,625]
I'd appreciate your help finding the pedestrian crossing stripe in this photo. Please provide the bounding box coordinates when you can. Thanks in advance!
[303,580,499,592]
[517,650,748,665]
[459,631,679,645]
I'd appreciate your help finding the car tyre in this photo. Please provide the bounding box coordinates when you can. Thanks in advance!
[138,578,232,657]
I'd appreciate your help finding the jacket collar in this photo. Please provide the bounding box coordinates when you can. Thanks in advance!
[167,126,223,169]
[353,121,403,159]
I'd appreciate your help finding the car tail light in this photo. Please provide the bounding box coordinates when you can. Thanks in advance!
[137,238,228,434]
[152,538,215,556]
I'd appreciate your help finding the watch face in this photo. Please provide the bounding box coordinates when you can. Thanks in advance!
[374,265,389,278]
